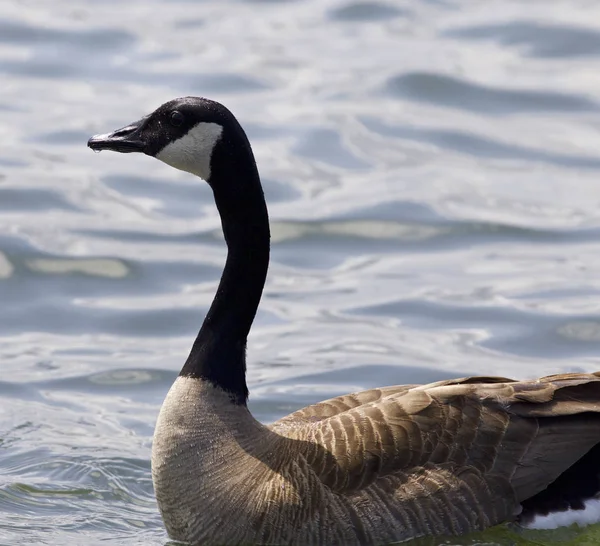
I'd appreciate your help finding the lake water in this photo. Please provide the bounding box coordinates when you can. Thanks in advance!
[2,0,600,544]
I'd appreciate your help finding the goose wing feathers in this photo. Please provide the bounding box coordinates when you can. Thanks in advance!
[272,376,516,426]
[269,373,600,534]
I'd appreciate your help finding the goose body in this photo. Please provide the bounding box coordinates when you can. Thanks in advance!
[89,97,600,545]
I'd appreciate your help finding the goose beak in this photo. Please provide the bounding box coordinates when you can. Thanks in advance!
[88,116,148,153]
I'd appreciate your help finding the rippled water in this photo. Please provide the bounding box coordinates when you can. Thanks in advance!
[2,0,600,544]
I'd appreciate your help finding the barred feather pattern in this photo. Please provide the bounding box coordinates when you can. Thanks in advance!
[152,373,600,545]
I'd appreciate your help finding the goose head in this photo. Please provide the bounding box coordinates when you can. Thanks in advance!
[88,96,245,183]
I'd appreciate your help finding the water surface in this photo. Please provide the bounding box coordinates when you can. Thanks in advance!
[2,0,600,544]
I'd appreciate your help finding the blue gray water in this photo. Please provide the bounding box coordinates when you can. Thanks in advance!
[2,0,600,544]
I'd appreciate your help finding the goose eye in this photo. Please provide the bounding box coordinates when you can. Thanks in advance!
[170,111,184,127]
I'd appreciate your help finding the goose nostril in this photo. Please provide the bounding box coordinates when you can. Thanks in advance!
[113,125,136,137]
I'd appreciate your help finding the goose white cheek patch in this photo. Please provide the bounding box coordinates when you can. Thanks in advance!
[157,122,223,181]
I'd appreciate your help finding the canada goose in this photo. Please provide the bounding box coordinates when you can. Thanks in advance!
[88,97,600,545]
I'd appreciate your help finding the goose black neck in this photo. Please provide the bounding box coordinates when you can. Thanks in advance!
[180,136,269,405]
